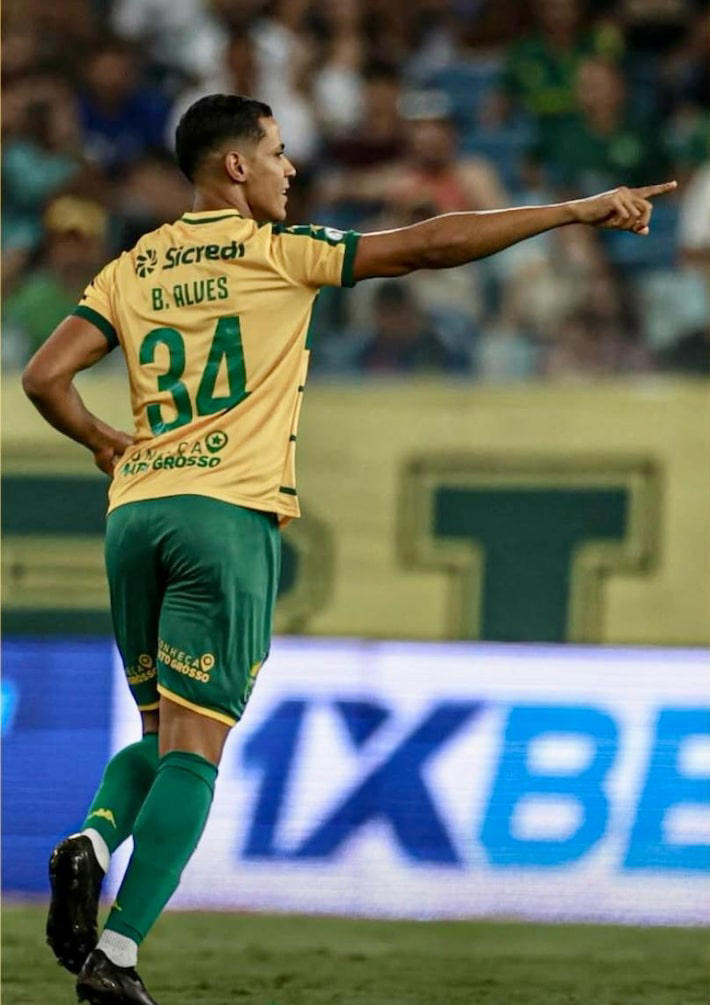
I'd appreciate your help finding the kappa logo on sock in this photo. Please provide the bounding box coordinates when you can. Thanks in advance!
[88,808,117,829]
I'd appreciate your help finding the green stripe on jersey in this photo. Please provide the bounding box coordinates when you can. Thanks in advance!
[341,232,360,288]
[182,212,244,225]
[72,306,118,348]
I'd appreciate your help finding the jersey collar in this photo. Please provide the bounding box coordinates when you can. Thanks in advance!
[181,210,246,225]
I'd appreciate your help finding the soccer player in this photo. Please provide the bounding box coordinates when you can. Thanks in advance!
[22,93,676,1005]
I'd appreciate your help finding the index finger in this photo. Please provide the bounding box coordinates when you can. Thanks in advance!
[635,180,678,199]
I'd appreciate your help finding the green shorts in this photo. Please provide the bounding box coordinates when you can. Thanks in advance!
[105,495,281,726]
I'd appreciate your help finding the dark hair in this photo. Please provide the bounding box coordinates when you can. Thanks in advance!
[362,59,401,85]
[374,280,412,308]
[85,34,137,64]
[175,94,272,182]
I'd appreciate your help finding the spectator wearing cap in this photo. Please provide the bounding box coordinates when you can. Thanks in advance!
[3,196,108,366]
[392,89,507,213]
[2,75,84,282]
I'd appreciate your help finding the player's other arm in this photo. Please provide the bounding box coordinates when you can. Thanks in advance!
[21,315,132,475]
[352,182,678,280]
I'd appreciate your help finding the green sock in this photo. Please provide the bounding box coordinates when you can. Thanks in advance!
[82,733,159,852]
[104,751,217,944]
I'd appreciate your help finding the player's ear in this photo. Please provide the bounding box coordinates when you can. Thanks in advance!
[224,151,248,184]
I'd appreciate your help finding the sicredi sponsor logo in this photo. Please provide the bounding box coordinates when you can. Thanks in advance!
[108,640,710,923]
[164,242,245,269]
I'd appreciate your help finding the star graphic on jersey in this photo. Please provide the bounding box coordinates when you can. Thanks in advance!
[205,431,228,453]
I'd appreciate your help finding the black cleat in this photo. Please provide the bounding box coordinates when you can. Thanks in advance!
[76,949,159,1004]
[47,834,104,974]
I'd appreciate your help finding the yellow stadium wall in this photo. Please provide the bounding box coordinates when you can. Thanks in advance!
[3,376,709,645]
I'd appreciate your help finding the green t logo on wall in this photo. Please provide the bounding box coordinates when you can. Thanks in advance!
[398,454,660,643]
[1,471,333,635]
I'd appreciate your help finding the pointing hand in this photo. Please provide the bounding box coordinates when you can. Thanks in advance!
[569,181,678,236]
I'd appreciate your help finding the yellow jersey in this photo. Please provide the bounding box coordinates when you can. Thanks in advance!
[74,209,359,524]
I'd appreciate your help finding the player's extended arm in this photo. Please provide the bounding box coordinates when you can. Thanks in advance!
[352,181,678,280]
[21,315,133,476]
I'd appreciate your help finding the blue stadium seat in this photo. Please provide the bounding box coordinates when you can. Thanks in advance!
[420,60,534,192]
[460,120,535,192]
[423,60,504,130]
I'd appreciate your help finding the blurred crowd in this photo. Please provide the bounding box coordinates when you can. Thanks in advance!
[3,0,709,380]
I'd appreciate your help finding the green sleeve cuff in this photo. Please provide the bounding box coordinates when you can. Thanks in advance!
[72,305,118,349]
[340,231,360,288]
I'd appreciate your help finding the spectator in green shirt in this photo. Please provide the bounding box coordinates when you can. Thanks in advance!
[503,0,622,152]
[543,57,668,195]
[3,196,108,367]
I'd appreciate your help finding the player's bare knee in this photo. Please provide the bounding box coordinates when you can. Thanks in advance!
[158,695,231,766]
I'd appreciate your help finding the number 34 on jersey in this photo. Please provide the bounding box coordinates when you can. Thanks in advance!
[73,209,360,523]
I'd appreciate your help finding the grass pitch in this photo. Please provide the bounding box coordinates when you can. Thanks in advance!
[2,904,708,1005]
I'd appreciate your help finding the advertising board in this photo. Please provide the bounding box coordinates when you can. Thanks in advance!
[107,639,710,924]
[2,638,114,892]
[4,636,707,923]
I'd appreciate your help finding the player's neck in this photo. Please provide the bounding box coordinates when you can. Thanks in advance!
[191,186,253,219]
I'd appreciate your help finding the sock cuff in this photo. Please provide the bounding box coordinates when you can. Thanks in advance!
[159,750,218,792]
[98,926,139,964]
[104,912,144,946]
[127,732,159,769]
